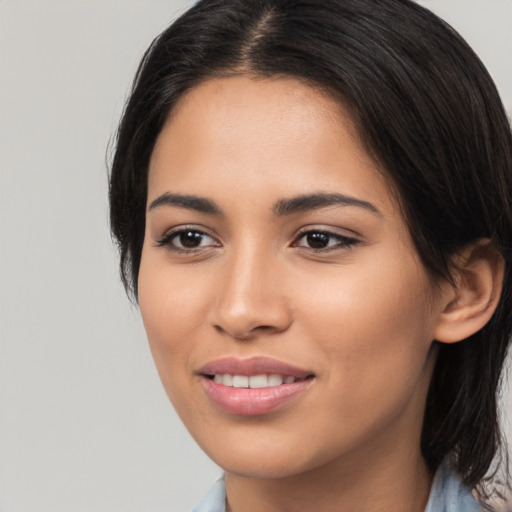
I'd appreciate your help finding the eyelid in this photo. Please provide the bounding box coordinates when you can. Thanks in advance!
[156,225,221,251]
[292,226,361,251]
[293,224,360,240]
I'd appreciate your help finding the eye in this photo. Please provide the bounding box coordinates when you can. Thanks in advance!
[293,229,359,251]
[157,227,220,252]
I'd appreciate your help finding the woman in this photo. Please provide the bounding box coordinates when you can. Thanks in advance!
[109,0,512,510]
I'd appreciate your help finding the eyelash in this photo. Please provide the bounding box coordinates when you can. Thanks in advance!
[156,226,219,254]
[293,229,360,252]
[156,227,360,254]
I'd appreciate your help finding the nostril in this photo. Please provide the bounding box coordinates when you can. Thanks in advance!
[210,296,293,340]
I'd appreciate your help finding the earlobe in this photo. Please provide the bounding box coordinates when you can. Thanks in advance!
[434,240,505,344]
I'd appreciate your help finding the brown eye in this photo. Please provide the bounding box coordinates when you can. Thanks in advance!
[294,230,359,251]
[157,228,220,252]
[177,230,207,248]
[305,232,330,249]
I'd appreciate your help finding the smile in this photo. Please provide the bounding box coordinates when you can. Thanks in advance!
[198,357,315,416]
[210,374,300,388]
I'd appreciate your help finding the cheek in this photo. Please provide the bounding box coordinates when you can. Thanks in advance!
[299,253,433,340]
[139,250,209,341]
[295,255,436,412]
[137,251,211,398]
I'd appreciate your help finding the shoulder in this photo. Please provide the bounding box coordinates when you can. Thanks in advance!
[425,461,480,512]
[191,477,226,512]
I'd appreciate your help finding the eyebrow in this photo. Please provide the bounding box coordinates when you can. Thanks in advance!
[148,191,380,217]
[272,193,381,216]
[148,192,223,215]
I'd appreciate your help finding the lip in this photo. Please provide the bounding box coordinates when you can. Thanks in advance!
[198,357,315,416]
[198,356,313,378]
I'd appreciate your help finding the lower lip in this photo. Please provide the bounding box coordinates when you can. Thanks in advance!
[201,377,314,416]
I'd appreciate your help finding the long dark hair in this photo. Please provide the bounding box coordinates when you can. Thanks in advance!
[109,0,512,505]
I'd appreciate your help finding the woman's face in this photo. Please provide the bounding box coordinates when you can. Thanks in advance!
[139,76,447,479]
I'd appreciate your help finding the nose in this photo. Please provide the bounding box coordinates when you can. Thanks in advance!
[210,245,292,341]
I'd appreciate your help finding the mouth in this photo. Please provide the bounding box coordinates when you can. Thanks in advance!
[205,373,313,388]
[198,357,316,416]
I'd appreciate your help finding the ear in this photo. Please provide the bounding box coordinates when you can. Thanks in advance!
[434,240,505,344]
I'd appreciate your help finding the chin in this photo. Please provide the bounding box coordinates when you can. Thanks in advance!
[214,453,314,480]
[192,425,341,480]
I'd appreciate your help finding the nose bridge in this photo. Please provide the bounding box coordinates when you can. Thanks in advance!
[212,238,290,339]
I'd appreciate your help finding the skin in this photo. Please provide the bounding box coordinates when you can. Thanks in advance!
[138,76,456,512]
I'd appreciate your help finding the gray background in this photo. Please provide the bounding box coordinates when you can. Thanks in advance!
[0,1,510,511]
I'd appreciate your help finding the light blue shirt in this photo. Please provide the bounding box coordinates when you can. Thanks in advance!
[191,461,480,512]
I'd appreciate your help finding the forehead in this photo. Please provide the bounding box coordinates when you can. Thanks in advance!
[148,76,394,213]
[156,75,360,151]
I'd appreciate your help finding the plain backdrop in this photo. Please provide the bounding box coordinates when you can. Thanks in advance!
[0,1,511,511]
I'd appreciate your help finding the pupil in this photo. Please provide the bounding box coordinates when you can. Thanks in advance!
[307,232,329,248]
[180,231,202,248]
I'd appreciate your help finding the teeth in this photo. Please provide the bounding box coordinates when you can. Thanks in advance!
[232,375,249,388]
[249,375,268,388]
[222,374,233,386]
[268,374,284,386]
[211,374,297,388]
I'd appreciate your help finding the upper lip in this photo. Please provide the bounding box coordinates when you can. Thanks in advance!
[198,356,314,379]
